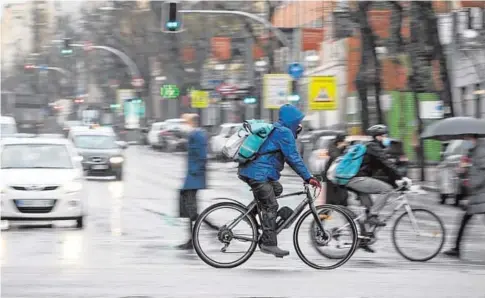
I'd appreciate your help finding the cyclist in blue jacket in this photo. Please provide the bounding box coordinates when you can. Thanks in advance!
[239,104,321,258]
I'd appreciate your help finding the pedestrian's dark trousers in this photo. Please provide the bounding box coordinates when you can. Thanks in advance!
[240,177,283,246]
[455,213,473,250]
[179,189,198,221]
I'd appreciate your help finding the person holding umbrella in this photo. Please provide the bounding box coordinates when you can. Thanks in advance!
[420,117,485,258]
[443,134,485,258]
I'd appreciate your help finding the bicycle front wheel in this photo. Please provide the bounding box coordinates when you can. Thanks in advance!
[294,204,359,270]
[193,202,259,269]
[392,208,446,262]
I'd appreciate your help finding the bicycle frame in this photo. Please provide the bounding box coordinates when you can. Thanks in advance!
[225,184,326,240]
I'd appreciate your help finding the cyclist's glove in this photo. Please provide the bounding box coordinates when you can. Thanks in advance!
[306,177,322,188]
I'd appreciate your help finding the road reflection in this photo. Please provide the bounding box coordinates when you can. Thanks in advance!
[108,181,123,236]
[60,232,84,267]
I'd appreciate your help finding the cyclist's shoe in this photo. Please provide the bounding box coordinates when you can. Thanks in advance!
[176,239,193,250]
[359,243,376,253]
[365,215,386,227]
[259,244,290,258]
[443,247,460,258]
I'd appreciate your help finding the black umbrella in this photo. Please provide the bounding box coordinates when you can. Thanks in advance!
[420,117,485,141]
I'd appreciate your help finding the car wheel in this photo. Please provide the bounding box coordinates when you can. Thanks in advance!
[115,170,123,181]
[76,216,84,229]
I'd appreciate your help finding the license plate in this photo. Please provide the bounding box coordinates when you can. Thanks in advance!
[16,199,53,207]
[92,165,109,170]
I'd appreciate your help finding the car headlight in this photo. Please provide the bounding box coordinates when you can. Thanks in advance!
[64,181,83,193]
[109,156,124,163]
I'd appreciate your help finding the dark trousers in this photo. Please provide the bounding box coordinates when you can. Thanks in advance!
[179,189,198,221]
[240,177,283,246]
[454,213,473,250]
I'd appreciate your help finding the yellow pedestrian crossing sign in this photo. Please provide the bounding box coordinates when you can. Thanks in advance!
[308,76,337,110]
[191,90,209,108]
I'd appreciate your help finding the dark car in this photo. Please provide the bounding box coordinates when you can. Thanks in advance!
[69,127,127,180]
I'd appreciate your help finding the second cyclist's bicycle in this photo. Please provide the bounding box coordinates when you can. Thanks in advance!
[192,184,359,270]
[311,182,446,262]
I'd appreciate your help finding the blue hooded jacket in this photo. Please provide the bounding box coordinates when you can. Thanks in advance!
[238,104,312,182]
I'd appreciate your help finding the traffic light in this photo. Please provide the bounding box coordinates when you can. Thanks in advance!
[61,38,73,55]
[163,1,182,32]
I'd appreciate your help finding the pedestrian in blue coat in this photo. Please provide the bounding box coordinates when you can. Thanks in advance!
[177,113,208,250]
[238,104,321,257]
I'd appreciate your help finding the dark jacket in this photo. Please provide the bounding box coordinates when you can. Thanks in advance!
[356,140,403,185]
[238,104,312,182]
[323,142,349,205]
[182,128,207,190]
[466,139,485,214]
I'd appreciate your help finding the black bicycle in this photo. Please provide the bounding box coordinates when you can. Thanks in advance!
[192,184,359,270]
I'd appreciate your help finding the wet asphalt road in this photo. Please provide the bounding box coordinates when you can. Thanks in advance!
[2,146,485,298]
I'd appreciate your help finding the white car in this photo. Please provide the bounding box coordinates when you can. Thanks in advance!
[210,123,242,159]
[1,115,18,138]
[0,135,86,228]
[147,122,167,147]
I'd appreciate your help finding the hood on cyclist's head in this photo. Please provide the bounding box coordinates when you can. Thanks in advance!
[278,104,305,138]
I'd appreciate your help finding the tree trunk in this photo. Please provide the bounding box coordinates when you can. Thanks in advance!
[425,2,454,117]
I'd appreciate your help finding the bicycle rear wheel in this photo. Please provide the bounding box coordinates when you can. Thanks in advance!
[392,208,446,262]
[294,204,359,270]
[192,202,258,268]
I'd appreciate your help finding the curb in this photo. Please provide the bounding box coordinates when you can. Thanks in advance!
[419,184,439,192]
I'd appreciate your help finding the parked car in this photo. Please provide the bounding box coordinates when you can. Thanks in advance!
[157,118,191,152]
[308,135,372,177]
[147,122,167,148]
[298,130,345,168]
[209,123,242,160]
[436,139,467,206]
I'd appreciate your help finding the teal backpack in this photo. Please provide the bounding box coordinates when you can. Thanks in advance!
[222,119,275,164]
[333,143,367,185]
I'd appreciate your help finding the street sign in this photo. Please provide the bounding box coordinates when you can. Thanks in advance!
[288,62,304,80]
[216,83,238,96]
[191,90,209,108]
[308,76,337,110]
[263,74,291,109]
[160,84,180,99]
[131,77,144,88]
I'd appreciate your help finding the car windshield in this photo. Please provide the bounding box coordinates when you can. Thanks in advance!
[1,144,73,169]
[1,123,17,135]
[73,134,117,149]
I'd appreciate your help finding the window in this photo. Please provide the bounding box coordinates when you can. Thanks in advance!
[1,144,73,169]
[73,135,118,149]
